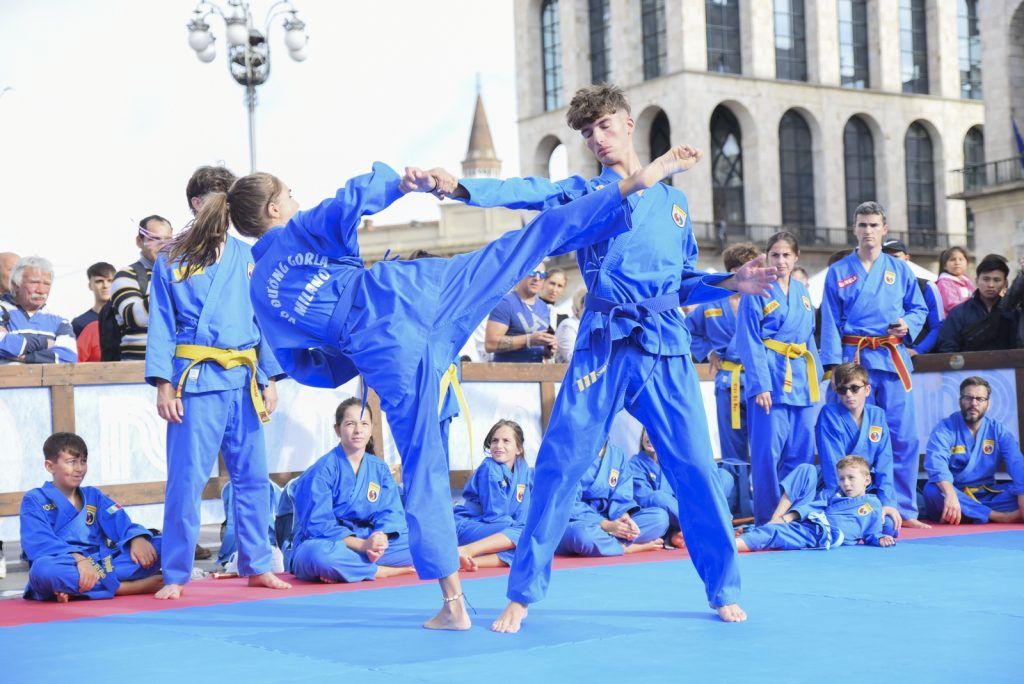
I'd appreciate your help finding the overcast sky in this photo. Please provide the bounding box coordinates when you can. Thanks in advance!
[0,0,520,316]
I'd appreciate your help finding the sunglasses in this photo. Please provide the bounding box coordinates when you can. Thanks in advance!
[528,271,548,280]
[835,383,866,395]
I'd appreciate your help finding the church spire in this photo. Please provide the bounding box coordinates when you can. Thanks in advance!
[462,79,501,179]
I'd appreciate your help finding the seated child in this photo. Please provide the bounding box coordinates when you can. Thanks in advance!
[218,479,285,574]
[736,457,897,552]
[815,362,901,529]
[288,398,415,582]
[627,429,685,549]
[20,432,163,601]
[455,419,533,571]
[557,441,668,557]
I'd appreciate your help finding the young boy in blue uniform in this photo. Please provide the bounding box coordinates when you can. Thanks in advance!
[558,442,668,557]
[820,202,929,527]
[289,399,416,582]
[437,85,777,631]
[685,243,761,518]
[737,457,897,552]
[922,376,1024,524]
[20,433,162,601]
[197,141,705,629]
[816,362,900,530]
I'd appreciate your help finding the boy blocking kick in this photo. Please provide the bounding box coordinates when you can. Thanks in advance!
[192,141,709,629]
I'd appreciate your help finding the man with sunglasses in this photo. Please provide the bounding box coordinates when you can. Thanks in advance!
[485,264,557,362]
[815,362,901,532]
[922,376,1024,524]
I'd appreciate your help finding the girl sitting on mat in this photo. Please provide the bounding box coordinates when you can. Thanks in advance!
[627,428,685,549]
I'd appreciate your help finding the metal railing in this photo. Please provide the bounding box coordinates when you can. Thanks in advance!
[692,222,956,252]
[949,156,1024,196]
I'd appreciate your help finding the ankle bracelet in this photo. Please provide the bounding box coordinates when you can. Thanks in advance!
[442,592,463,603]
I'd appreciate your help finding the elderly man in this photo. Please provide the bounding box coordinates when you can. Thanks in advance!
[0,252,19,297]
[0,256,77,364]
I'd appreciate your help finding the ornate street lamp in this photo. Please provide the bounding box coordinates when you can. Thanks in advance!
[186,0,309,172]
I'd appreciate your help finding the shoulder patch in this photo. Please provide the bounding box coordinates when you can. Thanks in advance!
[868,426,883,443]
[85,504,97,526]
[801,295,812,311]
[516,483,526,503]
[857,503,873,516]
[982,439,995,455]
[884,270,896,285]
[763,300,780,316]
[704,307,723,318]
[838,274,859,289]
[671,204,687,228]
[247,263,255,279]
[609,468,620,487]
[367,482,380,503]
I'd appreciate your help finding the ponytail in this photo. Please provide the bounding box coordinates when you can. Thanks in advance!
[168,191,231,281]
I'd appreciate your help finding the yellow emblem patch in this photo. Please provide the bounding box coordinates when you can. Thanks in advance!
[172,264,206,280]
[801,295,812,311]
[85,504,97,526]
[884,271,896,285]
[868,426,883,443]
[982,439,995,455]
[951,445,967,455]
[671,204,687,228]
[367,482,380,503]
[516,483,526,503]
[609,468,620,487]
[763,300,780,316]
[247,263,255,278]
[858,503,873,516]
[704,307,724,318]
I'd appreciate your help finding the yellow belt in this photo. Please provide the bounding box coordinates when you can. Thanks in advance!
[175,344,270,423]
[718,360,744,430]
[438,364,474,468]
[962,484,1001,502]
[762,339,820,404]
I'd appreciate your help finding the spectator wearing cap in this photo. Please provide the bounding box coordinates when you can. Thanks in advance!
[935,246,975,316]
[485,263,557,362]
[936,254,1019,353]
[881,239,943,355]
[109,215,173,360]
[0,256,77,364]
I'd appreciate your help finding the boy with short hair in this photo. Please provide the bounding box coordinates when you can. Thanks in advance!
[736,457,897,552]
[20,432,162,601]
[815,362,900,529]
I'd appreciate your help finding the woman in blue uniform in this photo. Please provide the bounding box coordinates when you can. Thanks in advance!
[627,429,686,549]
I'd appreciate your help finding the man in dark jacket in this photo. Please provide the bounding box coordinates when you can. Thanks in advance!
[936,255,1018,352]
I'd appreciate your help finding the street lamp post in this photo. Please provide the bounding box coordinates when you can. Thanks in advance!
[186,0,309,173]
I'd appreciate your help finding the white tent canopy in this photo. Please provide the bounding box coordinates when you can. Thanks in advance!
[807,260,938,307]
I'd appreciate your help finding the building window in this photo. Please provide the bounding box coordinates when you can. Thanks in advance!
[963,126,985,190]
[589,0,612,84]
[905,122,937,248]
[710,105,745,227]
[706,0,741,75]
[843,116,876,236]
[649,110,671,162]
[541,0,562,112]
[958,0,982,99]
[779,111,816,240]
[838,0,869,88]
[900,0,929,94]
[774,0,807,81]
[642,0,667,80]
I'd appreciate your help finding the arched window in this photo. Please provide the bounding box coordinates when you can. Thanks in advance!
[958,0,982,99]
[900,0,929,94]
[838,0,869,88]
[541,0,562,111]
[843,117,876,240]
[706,0,741,74]
[649,110,671,162]
[642,0,667,80]
[774,0,807,81]
[710,106,745,228]
[588,0,611,84]
[963,126,985,190]
[778,111,816,240]
[905,122,937,247]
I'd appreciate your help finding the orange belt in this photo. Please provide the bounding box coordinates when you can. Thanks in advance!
[841,335,912,391]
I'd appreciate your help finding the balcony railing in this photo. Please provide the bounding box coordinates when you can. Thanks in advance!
[691,222,958,252]
[949,156,1024,196]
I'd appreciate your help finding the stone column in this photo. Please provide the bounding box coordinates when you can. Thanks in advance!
[807,0,840,85]
[741,0,775,79]
[870,0,902,92]
[680,0,708,71]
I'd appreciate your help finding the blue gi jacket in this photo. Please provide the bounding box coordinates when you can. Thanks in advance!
[816,402,896,507]
[924,412,1024,494]
[791,488,890,547]
[626,452,678,515]
[569,444,639,523]
[454,456,533,526]
[685,297,745,393]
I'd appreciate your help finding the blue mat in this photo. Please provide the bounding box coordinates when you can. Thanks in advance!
[5,531,1022,683]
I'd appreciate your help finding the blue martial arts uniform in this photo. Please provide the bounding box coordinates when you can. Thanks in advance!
[289,447,413,582]
[739,464,896,550]
[922,413,1024,523]
[20,482,160,600]
[459,169,741,608]
[627,452,681,538]
[736,279,822,524]
[218,479,282,566]
[820,252,928,519]
[557,444,668,556]
[248,163,633,581]
[454,457,533,565]
[816,402,896,508]
[146,235,283,586]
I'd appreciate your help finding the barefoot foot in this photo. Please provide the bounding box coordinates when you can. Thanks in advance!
[491,601,528,633]
[423,595,472,631]
[116,574,164,596]
[459,554,479,572]
[154,583,184,600]
[669,531,686,549]
[624,539,664,554]
[902,518,932,529]
[715,603,747,622]
[248,572,292,590]
[55,592,70,603]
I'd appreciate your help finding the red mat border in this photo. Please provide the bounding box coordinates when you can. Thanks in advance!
[3,522,1021,629]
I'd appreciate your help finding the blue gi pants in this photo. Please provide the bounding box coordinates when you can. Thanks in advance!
[456,519,520,566]
[26,537,163,600]
[508,341,741,608]
[715,387,752,519]
[867,369,920,519]
[556,507,669,557]
[163,388,272,586]
[921,483,1020,523]
[741,464,823,551]
[290,536,413,583]
[746,401,816,525]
